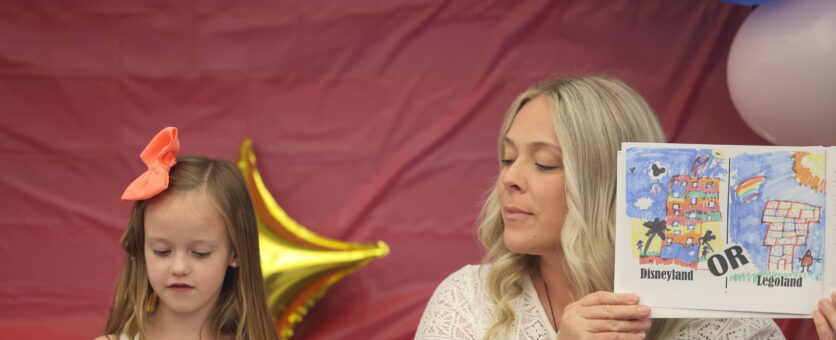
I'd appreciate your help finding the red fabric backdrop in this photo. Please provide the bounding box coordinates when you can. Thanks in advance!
[0,0,817,339]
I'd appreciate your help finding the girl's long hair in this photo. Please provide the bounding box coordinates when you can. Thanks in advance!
[479,76,690,339]
[104,156,278,340]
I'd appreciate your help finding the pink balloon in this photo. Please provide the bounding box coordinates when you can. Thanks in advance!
[727,0,836,146]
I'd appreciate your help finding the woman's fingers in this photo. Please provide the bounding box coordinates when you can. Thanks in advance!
[590,331,647,340]
[819,298,836,336]
[813,309,834,340]
[579,303,650,320]
[560,291,650,340]
[577,291,639,306]
[816,292,836,340]
[584,318,652,333]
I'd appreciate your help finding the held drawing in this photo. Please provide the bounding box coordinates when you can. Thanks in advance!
[626,148,826,280]
[626,148,726,270]
[617,144,831,316]
[728,151,826,282]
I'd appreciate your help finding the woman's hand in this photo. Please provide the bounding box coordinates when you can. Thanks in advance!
[558,291,651,340]
[814,292,836,340]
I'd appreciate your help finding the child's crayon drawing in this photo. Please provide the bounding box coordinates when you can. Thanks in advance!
[728,151,825,281]
[626,148,726,269]
[616,144,832,316]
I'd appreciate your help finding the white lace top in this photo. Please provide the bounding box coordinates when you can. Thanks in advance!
[415,265,786,339]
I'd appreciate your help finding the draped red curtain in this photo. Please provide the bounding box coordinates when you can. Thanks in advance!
[0,0,814,338]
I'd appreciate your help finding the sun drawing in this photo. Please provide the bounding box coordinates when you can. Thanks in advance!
[792,151,825,193]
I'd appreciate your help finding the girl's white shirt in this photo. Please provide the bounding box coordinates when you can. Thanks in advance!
[415,264,786,340]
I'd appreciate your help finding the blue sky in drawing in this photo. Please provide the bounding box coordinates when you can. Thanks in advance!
[729,151,825,276]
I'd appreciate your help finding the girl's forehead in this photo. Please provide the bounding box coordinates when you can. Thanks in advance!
[144,190,228,240]
[148,188,216,214]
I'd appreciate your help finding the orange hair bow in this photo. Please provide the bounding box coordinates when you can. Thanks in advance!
[121,127,180,201]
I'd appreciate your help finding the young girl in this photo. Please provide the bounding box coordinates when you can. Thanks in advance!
[97,127,278,340]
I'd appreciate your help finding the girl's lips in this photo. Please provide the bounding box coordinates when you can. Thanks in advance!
[168,284,193,293]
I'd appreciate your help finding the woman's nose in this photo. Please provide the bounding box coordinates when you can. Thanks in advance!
[501,161,525,193]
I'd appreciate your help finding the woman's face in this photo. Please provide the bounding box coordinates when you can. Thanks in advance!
[498,95,568,256]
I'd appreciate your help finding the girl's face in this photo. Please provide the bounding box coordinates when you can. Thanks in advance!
[144,189,237,316]
[498,95,568,256]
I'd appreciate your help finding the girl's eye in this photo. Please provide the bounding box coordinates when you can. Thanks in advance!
[153,250,171,256]
[193,251,211,258]
[501,159,514,166]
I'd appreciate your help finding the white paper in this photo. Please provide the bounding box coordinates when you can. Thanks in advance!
[651,307,808,319]
[615,143,831,317]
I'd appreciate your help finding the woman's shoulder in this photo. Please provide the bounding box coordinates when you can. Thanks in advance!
[426,264,490,299]
[679,318,785,339]
[417,264,492,337]
[442,263,486,280]
[434,264,490,291]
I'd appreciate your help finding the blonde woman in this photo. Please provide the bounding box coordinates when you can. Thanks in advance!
[415,76,784,339]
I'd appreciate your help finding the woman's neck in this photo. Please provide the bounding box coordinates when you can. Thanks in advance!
[533,250,575,330]
[538,249,572,294]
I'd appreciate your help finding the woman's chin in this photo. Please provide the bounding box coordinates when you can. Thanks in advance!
[503,231,558,256]
[503,231,534,255]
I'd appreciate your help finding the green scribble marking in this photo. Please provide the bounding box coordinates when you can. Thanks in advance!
[728,271,821,284]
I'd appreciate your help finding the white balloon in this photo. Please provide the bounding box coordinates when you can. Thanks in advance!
[727,0,836,146]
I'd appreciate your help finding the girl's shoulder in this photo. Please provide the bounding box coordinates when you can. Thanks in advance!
[93,334,130,340]
[92,335,116,340]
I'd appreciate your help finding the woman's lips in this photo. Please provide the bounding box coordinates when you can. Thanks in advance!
[503,206,533,221]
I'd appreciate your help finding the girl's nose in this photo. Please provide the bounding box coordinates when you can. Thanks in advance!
[170,253,190,276]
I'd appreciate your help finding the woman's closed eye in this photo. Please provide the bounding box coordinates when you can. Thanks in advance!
[502,158,560,171]
[536,163,560,171]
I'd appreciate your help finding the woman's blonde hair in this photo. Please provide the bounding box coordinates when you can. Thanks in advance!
[479,76,689,339]
[104,156,278,340]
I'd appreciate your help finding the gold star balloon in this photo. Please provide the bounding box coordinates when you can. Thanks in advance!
[237,139,390,340]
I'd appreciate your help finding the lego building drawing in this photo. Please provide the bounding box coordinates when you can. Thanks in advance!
[761,200,821,272]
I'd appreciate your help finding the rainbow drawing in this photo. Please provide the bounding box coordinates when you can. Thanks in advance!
[735,175,766,203]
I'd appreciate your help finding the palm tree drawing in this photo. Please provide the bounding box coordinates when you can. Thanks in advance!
[698,229,716,258]
[642,217,667,256]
